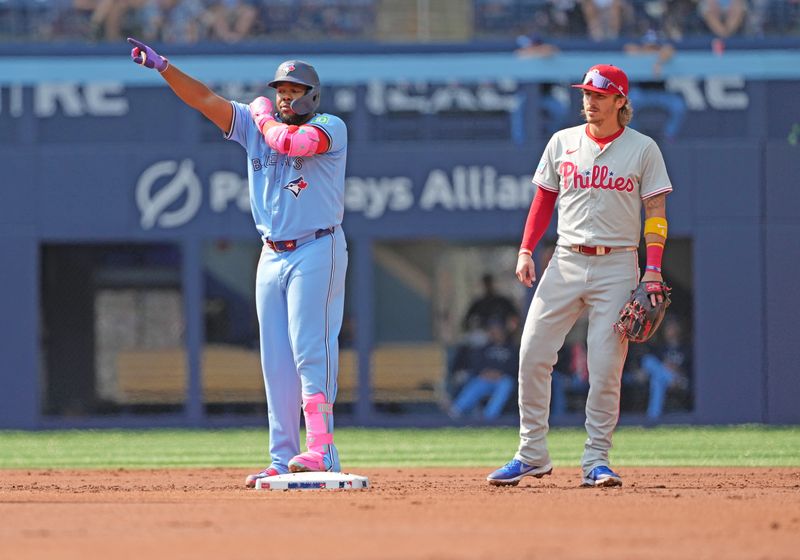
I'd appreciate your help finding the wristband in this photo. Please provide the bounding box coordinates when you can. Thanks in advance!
[518,249,532,256]
[646,242,664,271]
[645,265,662,273]
[157,57,170,73]
[644,217,668,238]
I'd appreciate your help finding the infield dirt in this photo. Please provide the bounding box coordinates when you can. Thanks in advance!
[1,467,798,559]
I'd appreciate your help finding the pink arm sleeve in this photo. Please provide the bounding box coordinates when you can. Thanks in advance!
[265,124,322,156]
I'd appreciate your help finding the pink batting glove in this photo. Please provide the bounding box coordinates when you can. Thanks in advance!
[249,97,276,132]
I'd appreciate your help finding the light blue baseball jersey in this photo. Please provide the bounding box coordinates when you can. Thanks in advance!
[226,100,349,474]
[225,101,348,241]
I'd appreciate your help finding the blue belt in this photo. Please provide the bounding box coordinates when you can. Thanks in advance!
[265,227,334,253]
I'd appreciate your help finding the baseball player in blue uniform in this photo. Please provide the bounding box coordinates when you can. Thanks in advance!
[127,39,349,488]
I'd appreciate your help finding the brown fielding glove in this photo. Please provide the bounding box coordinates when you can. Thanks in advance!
[613,281,672,343]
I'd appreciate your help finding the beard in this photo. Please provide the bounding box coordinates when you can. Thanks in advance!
[279,110,313,126]
[581,108,598,122]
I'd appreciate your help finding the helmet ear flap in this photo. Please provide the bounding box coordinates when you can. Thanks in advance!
[290,86,320,115]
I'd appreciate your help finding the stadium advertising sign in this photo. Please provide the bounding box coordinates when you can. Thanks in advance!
[135,159,534,230]
[0,78,749,119]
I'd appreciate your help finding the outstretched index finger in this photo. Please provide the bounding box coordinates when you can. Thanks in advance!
[127,37,146,50]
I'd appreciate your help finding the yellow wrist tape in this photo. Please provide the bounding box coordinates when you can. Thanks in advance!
[644,217,668,238]
[646,242,665,248]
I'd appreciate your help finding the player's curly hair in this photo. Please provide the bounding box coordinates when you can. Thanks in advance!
[618,97,633,126]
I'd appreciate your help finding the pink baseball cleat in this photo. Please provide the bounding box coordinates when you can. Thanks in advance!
[245,466,280,488]
[288,450,328,473]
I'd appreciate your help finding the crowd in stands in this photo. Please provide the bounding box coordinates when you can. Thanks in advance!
[0,0,376,43]
[483,0,799,42]
[443,254,692,424]
[445,274,521,421]
[0,0,797,44]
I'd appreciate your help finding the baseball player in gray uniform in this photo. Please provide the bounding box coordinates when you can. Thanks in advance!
[487,64,672,487]
[127,39,349,488]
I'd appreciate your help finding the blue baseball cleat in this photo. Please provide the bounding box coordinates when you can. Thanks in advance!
[486,459,553,486]
[581,465,623,487]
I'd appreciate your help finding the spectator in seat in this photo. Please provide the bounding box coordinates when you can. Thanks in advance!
[205,0,257,42]
[624,27,674,77]
[662,0,695,41]
[699,0,747,49]
[76,0,147,41]
[637,317,691,421]
[140,0,205,43]
[445,329,487,402]
[462,273,520,338]
[514,32,560,58]
[513,34,568,140]
[581,0,626,40]
[637,0,694,42]
[545,0,585,37]
[445,272,519,404]
[448,319,519,421]
[624,28,687,141]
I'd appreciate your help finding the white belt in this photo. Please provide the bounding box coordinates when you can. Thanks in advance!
[567,245,637,256]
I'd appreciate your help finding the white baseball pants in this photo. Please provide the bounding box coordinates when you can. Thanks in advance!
[515,246,639,476]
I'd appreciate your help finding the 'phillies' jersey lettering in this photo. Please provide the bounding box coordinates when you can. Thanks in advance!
[558,161,635,192]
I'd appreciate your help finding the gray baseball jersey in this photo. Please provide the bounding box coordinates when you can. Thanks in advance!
[533,125,672,246]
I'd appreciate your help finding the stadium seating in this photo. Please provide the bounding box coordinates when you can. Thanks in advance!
[115,342,445,406]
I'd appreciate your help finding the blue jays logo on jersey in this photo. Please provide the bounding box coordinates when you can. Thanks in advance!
[284,176,309,198]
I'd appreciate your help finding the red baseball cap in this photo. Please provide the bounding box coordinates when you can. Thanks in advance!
[572,64,629,97]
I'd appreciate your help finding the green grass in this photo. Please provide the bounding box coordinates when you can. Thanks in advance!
[0,426,798,469]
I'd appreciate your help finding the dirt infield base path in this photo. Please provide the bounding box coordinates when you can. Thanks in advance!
[1,467,798,560]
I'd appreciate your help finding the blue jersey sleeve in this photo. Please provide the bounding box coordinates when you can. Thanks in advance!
[307,113,347,154]
[224,101,255,148]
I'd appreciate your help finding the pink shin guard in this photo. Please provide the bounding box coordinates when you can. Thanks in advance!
[289,393,334,472]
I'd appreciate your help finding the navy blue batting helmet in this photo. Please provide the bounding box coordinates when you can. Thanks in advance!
[268,60,321,115]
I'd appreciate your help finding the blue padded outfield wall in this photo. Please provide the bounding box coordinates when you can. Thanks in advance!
[1,48,799,427]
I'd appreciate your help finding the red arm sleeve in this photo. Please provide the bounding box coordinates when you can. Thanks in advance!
[309,124,330,154]
[520,187,558,253]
